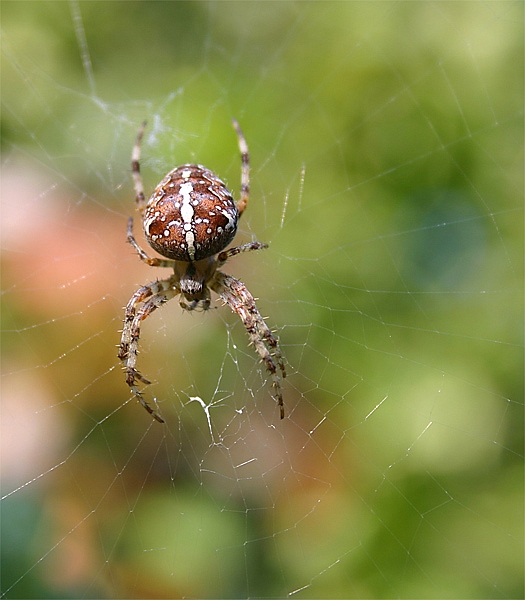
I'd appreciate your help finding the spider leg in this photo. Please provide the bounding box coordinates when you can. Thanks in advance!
[118,277,179,423]
[126,217,176,268]
[231,119,250,217]
[217,241,268,268]
[210,271,286,419]
[132,121,148,217]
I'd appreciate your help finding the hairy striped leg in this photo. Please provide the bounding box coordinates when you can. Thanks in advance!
[118,278,179,423]
[131,121,148,217]
[231,118,250,216]
[210,271,286,419]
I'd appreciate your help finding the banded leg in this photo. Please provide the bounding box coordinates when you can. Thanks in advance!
[226,274,286,380]
[118,277,179,423]
[131,121,148,217]
[231,119,250,217]
[217,242,268,268]
[210,271,286,419]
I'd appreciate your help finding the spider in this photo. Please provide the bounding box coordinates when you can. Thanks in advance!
[118,120,286,423]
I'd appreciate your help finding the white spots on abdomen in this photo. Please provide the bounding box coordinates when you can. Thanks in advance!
[143,164,239,262]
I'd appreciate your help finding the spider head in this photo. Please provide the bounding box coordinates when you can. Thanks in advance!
[175,258,216,311]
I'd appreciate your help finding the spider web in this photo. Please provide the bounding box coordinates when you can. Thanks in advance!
[1,2,523,598]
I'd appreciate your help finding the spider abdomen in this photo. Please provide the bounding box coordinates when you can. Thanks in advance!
[143,164,239,262]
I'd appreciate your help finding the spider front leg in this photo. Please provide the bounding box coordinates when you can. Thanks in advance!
[119,277,180,423]
[231,118,250,217]
[210,271,286,419]
[131,120,148,217]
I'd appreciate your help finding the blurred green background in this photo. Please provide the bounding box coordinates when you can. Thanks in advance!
[1,2,523,598]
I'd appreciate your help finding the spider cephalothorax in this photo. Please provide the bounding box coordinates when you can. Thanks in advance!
[118,120,286,423]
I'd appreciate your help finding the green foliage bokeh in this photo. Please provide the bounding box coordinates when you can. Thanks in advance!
[1,2,523,598]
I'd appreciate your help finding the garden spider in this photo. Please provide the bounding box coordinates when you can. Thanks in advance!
[118,120,286,423]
